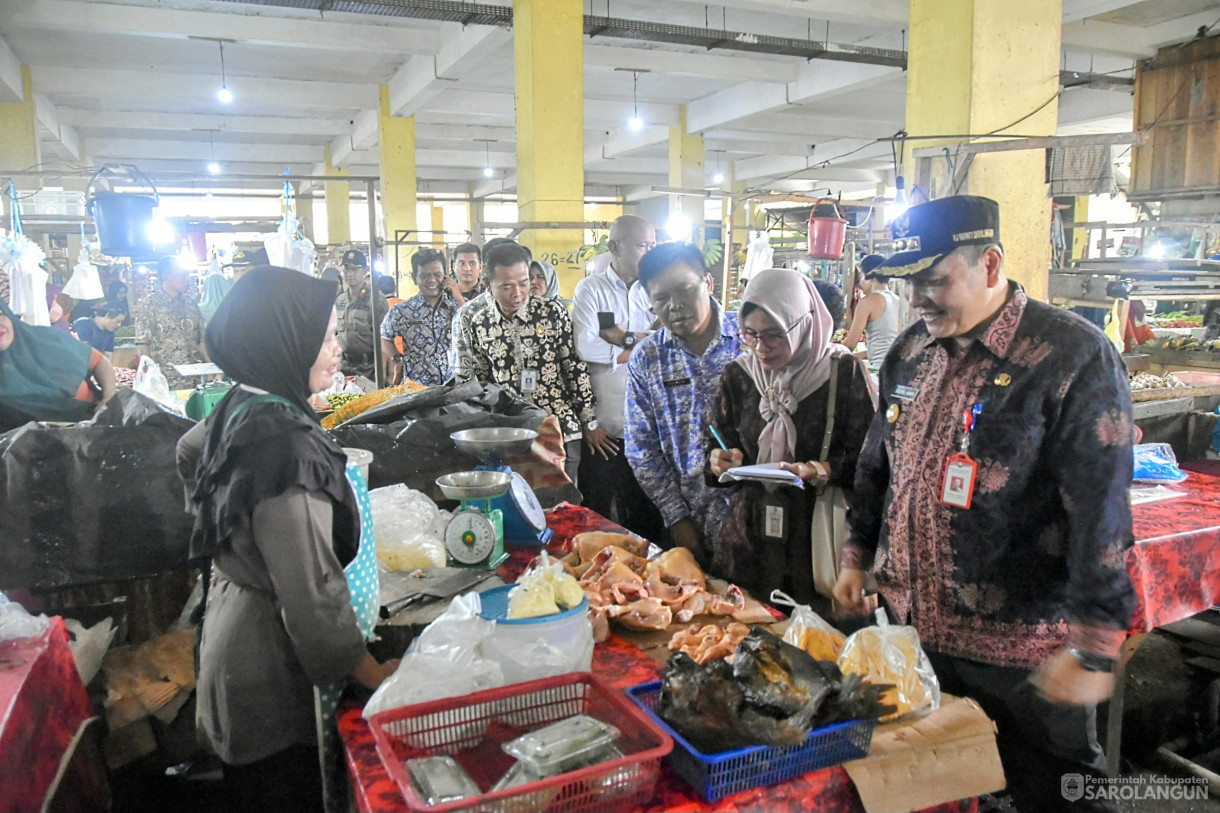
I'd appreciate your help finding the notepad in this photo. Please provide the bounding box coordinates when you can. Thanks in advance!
[718,463,804,488]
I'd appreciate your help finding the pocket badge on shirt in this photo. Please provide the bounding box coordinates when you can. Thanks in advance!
[886,403,900,423]
[893,384,919,402]
[520,369,539,393]
[940,453,978,509]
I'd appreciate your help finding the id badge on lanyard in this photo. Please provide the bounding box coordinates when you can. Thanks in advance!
[520,369,538,393]
[940,404,982,509]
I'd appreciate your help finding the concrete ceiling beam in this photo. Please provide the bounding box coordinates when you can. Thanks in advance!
[0,34,22,103]
[583,43,799,83]
[1062,0,1147,25]
[29,66,378,109]
[33,94,81,161]
[5,0,440,55]
[583,125,670,162]
[57,109,353,137]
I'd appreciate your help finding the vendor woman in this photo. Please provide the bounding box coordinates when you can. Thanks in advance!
[707,267,875,606]
[177,266,396,813]
[0,298,116,432]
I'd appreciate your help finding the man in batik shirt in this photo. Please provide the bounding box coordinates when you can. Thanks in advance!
[453,242,599,482]
[143,257,206,390]
[380,249,457,386]
[834,196,1135,813]
[624,242,741,565]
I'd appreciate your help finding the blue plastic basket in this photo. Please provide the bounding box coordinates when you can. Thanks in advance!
[625,681,876,802]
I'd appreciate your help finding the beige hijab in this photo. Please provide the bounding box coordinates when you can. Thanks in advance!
[735,267,835,464]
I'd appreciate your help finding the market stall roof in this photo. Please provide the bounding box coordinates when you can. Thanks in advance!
[0,0,1211,198]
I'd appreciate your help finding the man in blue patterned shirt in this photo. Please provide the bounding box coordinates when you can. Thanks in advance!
[625,242,741,563]
[379,249,458,386]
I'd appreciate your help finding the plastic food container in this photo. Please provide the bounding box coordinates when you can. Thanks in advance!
[478,585,593,685]
[405,756,480,805]
[502,714,620,775]
[368,672,672,813]
[343,447,374,481]
[626,680,876,802]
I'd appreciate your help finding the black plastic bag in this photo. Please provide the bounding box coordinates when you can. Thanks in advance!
[0,390,196,590]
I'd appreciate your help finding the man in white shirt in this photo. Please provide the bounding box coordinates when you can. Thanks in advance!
[571,215,666,540]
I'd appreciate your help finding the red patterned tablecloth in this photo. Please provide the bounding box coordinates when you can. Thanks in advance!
[0,616,93,812]
[340,505,975,813]
[1129,461,1220,631]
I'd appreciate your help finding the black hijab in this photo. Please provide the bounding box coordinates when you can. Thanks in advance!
[189,265,359,564]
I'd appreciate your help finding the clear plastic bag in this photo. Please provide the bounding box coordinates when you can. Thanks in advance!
[508,552,585,619]
[1133,442,1189,484]
[368,484,447,571]
[363,592,504,720]
[837,608,940,721]
[771,590,847,662]
[133,356,174,408]
[0,591,50,642]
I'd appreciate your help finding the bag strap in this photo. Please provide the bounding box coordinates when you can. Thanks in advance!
[819,357,839,461]
[222,391,298,433]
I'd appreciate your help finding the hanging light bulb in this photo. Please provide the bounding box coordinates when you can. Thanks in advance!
[713,172,725,184]
[628,70,643,131]
[216,42,233,103]
[207,132,221,175]
[208,161,221,175]
[481,140,494,177]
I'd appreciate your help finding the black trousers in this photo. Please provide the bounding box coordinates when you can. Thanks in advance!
[577,437,666,543]
[224,743,323,813]
[927,652,1114,813]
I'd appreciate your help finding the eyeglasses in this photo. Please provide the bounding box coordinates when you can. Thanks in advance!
[737,317,805,347]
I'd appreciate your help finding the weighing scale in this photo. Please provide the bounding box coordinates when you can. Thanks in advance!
[435,470,512,570]
[450,428,554,547]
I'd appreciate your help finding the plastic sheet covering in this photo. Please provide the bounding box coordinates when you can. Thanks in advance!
[328,381,546,490]
[0,389,195,590]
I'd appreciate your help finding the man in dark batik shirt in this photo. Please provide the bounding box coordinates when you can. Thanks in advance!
[835,196,1135,813]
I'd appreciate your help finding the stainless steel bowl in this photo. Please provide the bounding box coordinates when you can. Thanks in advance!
[436,470,513,500]
[450,427,538,461]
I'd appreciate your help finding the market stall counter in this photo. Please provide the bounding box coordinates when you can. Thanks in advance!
[338,505,979,813]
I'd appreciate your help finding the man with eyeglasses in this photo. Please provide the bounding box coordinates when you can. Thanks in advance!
[379,249,458,386]
[624,242,742,564]
[834,196,1134,813]
[572,215,665,541]
[447,242,486,307]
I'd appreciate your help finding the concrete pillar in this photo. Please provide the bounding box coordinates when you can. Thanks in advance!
[904,0,1062,300]
[1071,195,1090,261]
[378,84,418,293]
[513,0,584,297]
[430,204,445,246]
[469,198,486,244]
[0,67,40,176]
[668,106,705,245]
[292,182,315,243]
[324,145,351,246]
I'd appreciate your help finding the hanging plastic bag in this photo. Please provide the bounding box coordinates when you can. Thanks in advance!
[838,608,940,721]
[771,590,847,662]
[1,231,49,325]
[62,245,105,301]
[369,484,447,571]
[363,592,504,721]
[1133,442,1188,484]
[133,356,175,409]
[0,591,51,642]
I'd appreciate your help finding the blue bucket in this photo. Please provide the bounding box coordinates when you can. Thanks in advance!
[89,192,158,259]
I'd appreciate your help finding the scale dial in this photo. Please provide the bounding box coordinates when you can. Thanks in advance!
[445,511,498,564]
[509,472,547,532]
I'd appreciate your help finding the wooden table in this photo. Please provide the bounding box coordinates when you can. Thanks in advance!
[338,504,976,813]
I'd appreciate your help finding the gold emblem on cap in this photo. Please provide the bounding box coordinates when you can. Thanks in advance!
[994,373,1011,387]
[886,404,900,423]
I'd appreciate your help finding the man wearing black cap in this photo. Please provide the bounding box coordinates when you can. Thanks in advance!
[334,249,387,380]
[834,196,1134,812]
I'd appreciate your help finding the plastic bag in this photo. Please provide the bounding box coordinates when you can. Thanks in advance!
[0,591,50,642]
[363,592,504,720]
[133,356,175,408]
[1133,442,1188,484]
[771,590,846,662]
[837,608,940,721]
[368,484,447,571]
[64,616,116,685]
[508,552,584,619]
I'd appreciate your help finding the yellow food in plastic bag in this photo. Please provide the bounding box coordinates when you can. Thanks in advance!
[792,625,846,662]
[837,614,940,721]
[507,579,561,619]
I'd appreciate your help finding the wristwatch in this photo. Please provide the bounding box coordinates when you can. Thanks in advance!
[1068,647,1117,673]
[621,333,637,350]
[586,420,600,432]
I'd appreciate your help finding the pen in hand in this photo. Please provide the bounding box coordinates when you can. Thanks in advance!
[708,423,730,452]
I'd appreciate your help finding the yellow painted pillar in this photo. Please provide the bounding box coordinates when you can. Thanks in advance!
[292,182,315,243]
[430,204,445,245]
[0,67,40,177]
[514,0,584,297]
[727,164,749,273]
[1071,195,1090,261]
[668,106,705,245]
[324,145,351,246]
[904,0,1061,300]
[378,84,418,293]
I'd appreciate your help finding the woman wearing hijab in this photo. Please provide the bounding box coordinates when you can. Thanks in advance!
[198,270,233,324]
[529,259,572,307]
[107,280,130,322]
[0,298,117,432]
[706,267,875,606]
[176,266,395,813]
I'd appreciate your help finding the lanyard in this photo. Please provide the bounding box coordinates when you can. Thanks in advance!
[959,403,983,454]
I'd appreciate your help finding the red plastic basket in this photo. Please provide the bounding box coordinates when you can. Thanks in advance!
[367,672,673,813]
